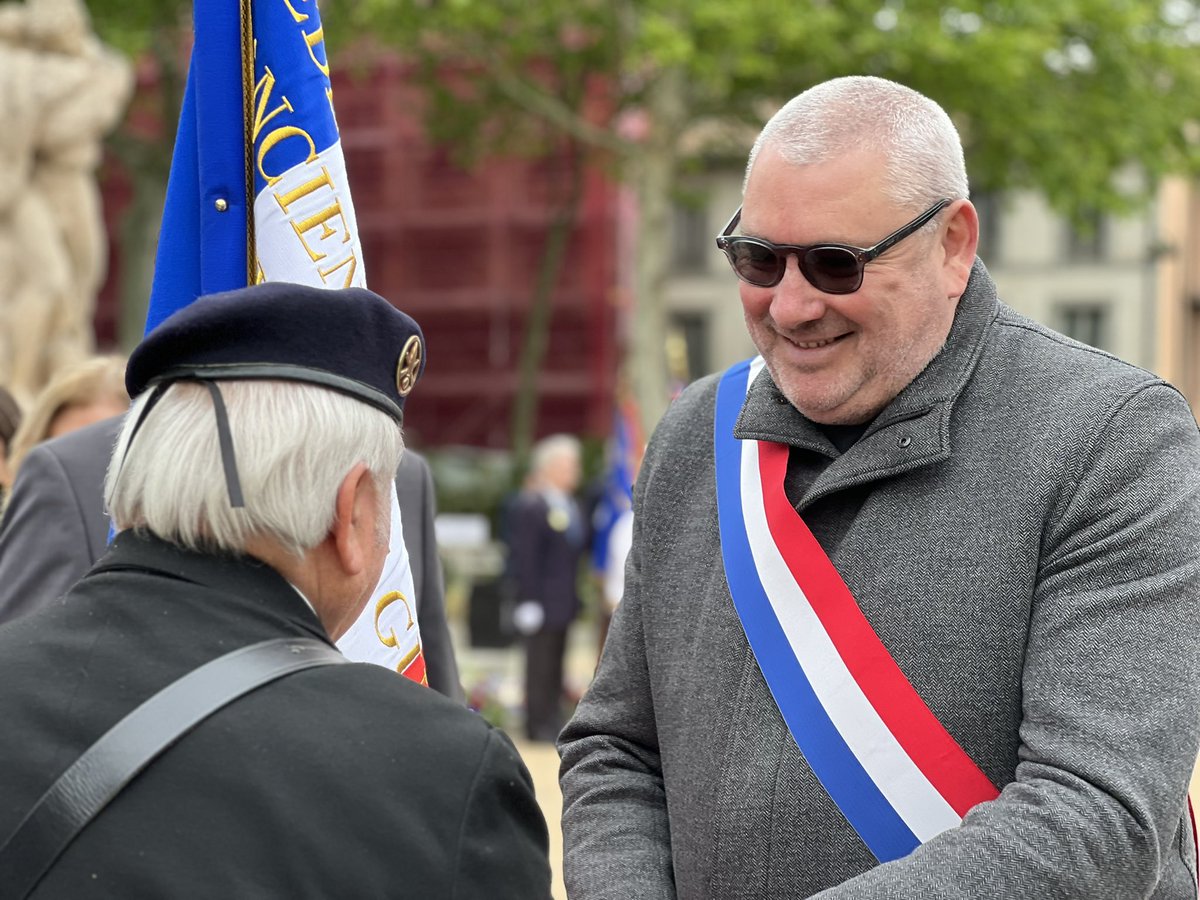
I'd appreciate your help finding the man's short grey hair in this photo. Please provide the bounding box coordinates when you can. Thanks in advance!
[105,380,404,557]
[745,76,969,210]
[531,434,581,474]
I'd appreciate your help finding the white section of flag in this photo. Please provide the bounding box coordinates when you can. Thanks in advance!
[254,141,366,289]
[256,142,421,673]
[337,482,423,670]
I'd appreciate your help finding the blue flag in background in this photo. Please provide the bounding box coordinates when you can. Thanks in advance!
[590,402,642,572]
[144,1,424,683]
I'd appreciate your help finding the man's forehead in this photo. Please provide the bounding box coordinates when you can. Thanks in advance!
[741,146,895,240]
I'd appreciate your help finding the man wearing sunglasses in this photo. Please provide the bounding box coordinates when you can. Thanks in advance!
[560,76,1200,899]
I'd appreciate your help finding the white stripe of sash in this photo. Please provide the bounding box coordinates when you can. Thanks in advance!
[738,358,960,842]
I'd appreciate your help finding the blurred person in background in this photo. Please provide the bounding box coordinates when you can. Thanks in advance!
[6,354,128,479]
[0,387,21,501]
[507,434,586,742]
[0,416,121,620]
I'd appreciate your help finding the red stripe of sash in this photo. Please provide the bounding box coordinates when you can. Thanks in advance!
[1189,795,1198,896]
[756,440,998,816]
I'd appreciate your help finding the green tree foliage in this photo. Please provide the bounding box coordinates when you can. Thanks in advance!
[83,0,193,346]
[86,1,1200,430]
[336,0,1200,430]
[339,0,1200,209]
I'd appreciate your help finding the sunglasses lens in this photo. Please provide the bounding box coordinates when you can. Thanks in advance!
[803,248,863,294]
[726,240,785,287]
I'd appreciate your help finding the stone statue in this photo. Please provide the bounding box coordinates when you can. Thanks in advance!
[0,0,132,406]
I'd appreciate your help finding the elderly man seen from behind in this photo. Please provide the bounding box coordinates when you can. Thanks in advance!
[559,76,1200,899]
[0,283,550,899]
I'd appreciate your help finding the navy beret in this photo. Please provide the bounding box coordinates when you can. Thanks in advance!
[126,282,425,423]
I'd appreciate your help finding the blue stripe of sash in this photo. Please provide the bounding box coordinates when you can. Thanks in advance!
[714,360,919,863]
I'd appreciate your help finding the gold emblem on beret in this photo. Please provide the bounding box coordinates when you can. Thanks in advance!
[396,335,423,397]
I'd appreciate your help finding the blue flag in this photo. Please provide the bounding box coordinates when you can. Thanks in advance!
[144,2,426,683]
[591,402,642,571]
[145,3,246,332]
[146,0,366,333]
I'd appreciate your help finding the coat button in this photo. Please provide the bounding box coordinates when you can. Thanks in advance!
[898,436,913,448]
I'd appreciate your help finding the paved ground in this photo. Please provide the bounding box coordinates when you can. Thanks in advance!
[514,739,567,900]
[455,622,597,900]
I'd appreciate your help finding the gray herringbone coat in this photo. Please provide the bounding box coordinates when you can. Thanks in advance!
[560,261,1200,899]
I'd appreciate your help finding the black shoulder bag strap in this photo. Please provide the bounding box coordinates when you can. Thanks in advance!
[0,637,348,899]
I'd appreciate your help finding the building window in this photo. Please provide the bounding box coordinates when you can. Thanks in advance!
[972,192,1001,263]
[666,311,710,385]
[1055,302,1109,350]
[1065,209,1107,261]
[672,203,710,273]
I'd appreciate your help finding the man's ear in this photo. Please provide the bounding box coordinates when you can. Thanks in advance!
[331,462,375,577]
[940,199,979,299]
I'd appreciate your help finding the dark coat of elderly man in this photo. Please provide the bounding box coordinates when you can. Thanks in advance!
[0,283,550,899]
[559,75,1200,899]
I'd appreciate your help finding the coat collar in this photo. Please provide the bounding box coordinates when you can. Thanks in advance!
[91,529,332,643]
[733,259,1000,503]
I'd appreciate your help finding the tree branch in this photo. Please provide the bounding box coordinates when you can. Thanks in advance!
[447,42,633,157]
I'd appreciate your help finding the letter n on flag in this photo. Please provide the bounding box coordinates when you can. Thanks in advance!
[145,0,427,684]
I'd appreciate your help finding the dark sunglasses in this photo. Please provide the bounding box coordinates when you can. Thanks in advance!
[714,198,952,294]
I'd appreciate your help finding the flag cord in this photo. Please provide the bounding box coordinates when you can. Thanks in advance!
[240,0,256,284]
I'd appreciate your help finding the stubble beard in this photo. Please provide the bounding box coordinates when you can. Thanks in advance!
[759,320,943,426]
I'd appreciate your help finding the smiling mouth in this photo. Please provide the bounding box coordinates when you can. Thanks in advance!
[787,333,848,349]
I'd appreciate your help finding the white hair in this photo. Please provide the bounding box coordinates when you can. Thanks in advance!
[105,380,403,557]
[531,433,580,474]
[745,76,969,210]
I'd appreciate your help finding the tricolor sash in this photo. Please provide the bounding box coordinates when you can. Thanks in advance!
[714,357,999,862]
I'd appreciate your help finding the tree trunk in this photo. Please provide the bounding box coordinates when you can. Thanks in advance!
[627,65,686,437]
[115,36,185,349]
[116,172,166,349]
[509,146,586,479]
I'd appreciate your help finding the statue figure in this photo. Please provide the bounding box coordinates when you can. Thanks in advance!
[0,0,132,406]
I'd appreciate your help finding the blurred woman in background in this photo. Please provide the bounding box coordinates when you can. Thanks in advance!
[7,355,127,482]
[0,387,22,502]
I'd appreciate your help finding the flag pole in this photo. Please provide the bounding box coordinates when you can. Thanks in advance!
[239,0,256,284]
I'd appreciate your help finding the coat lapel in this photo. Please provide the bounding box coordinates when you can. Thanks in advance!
[733,260,1000,510]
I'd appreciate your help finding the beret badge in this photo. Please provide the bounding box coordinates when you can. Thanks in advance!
[396,335,423,397]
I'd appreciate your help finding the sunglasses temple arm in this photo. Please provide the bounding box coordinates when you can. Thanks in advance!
[867,199,952,260]
[718,207,743,239]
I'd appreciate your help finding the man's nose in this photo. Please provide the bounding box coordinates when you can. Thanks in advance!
[769,254,828,328]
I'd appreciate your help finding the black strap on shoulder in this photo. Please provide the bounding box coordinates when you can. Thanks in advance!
[0,637,348,899]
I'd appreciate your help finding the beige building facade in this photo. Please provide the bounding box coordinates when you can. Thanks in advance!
[1155,177,1200,411]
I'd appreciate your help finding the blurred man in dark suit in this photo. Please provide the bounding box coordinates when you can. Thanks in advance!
[507,434,586,742]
